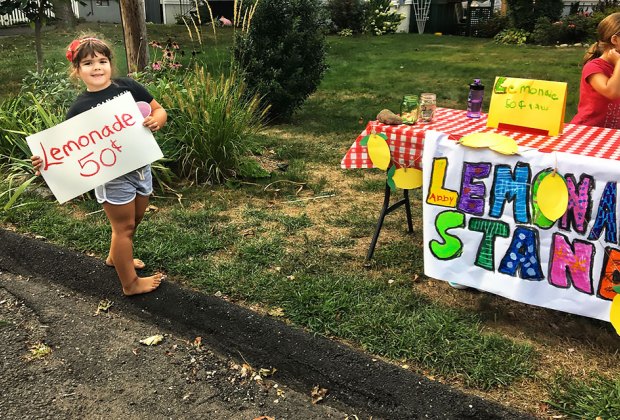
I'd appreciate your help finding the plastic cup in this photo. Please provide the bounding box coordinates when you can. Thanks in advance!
[136,101,152,118]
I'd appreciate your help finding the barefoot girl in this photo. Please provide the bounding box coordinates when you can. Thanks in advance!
[31,35,166,295]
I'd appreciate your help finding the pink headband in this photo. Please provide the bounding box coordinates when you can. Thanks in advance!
[66,37,102,63]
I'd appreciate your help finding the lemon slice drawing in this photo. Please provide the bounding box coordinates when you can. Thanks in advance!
[537,172,569,221]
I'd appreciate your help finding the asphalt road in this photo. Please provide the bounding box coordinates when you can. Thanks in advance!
[0,228,536,419]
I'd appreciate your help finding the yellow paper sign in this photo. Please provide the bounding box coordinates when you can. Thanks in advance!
[537,172,569,221]
[487,76,567,136]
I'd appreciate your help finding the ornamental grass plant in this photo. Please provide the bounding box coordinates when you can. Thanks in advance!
[152,67,268,184]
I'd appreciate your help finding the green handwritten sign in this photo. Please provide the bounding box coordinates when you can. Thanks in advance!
[487,76,567,136]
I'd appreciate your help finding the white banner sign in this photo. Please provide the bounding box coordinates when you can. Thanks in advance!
[422,131,617,322]
[27,92,163,204]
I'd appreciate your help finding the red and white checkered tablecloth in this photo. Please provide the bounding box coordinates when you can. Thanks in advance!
[341,107,620,170]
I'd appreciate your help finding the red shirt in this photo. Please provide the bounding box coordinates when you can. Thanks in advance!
[571,58,620,129]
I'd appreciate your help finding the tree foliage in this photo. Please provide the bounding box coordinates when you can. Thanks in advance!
[0,0,54,72]
[233,0,327,121]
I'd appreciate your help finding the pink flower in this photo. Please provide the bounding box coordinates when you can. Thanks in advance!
[219,16,232,26]
[152,61,162,71]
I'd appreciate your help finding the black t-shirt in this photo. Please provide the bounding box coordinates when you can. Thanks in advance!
[66,77,153,120]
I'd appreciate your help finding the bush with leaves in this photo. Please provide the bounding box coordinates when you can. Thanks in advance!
[533,0,564,22]
[506,0,536,31]
[494,28,530,45]
[475,12,510,38]
[148,67,268,184]
[326,0,366,34]
[364,0,404,35]
[19,61,80,117]
[531,13,597,45]
[233,0,327,121]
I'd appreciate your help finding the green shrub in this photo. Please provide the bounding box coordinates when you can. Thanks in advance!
[531,14,597,45]
[494,28,531,44]
[19,61,79,118]
[506,0,536,31]
[233,0,327,121]
[153,67,267,184]
[530,17,563,44]
[326,0,366,34]
[533,0,564,22]
[475,12,510,38]
[364,0,404,35]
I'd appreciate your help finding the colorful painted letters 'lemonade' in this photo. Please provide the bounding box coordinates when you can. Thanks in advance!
[400,95,419,124]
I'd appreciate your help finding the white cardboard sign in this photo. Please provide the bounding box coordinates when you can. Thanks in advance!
[27,92,163,204]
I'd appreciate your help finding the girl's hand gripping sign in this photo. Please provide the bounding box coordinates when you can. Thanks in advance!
[27,92,164,204]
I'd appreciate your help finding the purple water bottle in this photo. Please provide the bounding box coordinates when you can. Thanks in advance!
[467,79,484,118]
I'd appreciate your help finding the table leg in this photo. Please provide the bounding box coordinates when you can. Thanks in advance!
[365,183,414,262]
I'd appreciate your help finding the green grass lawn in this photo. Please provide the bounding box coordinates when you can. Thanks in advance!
[1,23,619,419]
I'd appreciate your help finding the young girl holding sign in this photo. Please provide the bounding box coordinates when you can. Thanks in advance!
[572,12,620,128]
[31,35,167,296]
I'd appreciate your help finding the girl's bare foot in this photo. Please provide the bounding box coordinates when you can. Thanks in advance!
[122,273,165,296]
[106,258,146,270]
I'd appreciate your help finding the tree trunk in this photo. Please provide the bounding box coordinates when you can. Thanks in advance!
[35,18,43,72]
[52,0,77,30]
[119,0,149,73]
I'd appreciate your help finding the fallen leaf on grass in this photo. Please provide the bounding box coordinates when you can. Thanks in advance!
[252,416,275,420]
[258,367,277,378]
[268,307,285,317]
[311,385,328,404]
[27,342,52,360]
[192,336,202,348]
[94,299,113,316]
[139,334,164,346]
[240,363,254,379]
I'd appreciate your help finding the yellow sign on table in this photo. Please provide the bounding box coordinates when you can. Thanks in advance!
[487,76,567,136]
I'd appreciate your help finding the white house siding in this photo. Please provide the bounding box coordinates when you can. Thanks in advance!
[78,0,122,23]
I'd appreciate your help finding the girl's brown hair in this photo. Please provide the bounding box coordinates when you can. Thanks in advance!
[583,12,620,65]
[67,35,115,79]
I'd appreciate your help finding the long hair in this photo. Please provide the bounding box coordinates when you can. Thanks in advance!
[583,12,620,65]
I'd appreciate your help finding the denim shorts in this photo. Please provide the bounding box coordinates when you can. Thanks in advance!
[95,165,153,205]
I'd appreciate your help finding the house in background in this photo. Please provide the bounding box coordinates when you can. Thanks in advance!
[75,0,234,25]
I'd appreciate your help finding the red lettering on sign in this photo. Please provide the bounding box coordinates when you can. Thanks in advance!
[39,113,134,172]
